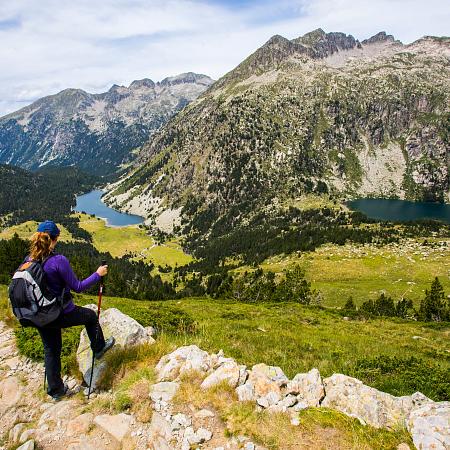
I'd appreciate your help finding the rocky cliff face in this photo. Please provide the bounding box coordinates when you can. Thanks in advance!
[107,30,449,233]
[0,73,213,175]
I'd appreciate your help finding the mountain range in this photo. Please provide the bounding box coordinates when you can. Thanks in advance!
[105,29,450,234]
[0,73,213,175]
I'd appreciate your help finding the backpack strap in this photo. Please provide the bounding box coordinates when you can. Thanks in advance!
[23,252,56,267]
[41,252,57,268]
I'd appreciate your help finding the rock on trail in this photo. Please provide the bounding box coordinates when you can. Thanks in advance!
[76,305,155,390]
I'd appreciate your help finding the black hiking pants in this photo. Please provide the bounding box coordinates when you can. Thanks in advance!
[37,305,106,396]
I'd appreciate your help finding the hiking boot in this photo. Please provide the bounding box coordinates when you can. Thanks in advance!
[50,383,69,402]
[94,336,115,359]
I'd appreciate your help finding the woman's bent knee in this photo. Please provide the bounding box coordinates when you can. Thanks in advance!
[83,307,98,324]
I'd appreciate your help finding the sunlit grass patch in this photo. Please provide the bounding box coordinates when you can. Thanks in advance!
[113,366,155,421]
[75,212,193,268]
[256,239,450,307]
[299,408,414,450]
[76,213,153,258]
[143,241,194,267]
[0,220,75,242]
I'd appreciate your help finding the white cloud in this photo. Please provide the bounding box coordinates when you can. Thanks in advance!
[0,0,448,115]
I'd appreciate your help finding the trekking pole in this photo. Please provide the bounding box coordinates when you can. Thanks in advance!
[44,367,46,391]
[87,259,106,399]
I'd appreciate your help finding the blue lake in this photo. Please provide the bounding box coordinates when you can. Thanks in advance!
[346,198,450,224]
[74,190,144,227]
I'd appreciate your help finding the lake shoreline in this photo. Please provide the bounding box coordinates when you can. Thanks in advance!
[74,190,144,227]
[346,198,450,224]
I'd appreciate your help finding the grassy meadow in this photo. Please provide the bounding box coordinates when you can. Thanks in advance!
[75,212,193,268]
[1,278,447,448]
[2,215,448,307]
[0,220,75,242]
[249,239,450,307]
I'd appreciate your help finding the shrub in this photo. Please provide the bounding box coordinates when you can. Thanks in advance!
[222,265,315,304]
[343,296,356,311]
[135,304,198,335]
[359,293,414,319]
[350,355,450,401]
[14,325,82,375]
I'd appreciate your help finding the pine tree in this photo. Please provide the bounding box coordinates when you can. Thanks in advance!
[374,293,396,317]
[418,277,447,321]
[344,296,356,311]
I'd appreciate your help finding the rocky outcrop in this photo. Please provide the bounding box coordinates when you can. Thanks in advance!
[94,413,134,443]
[155,345,213,381]
[200,360,246,390]
[237,363,288,407]
[285,368,324,407]
[76,306,155,389]
[407,402,450,450]
[321,374,432,429]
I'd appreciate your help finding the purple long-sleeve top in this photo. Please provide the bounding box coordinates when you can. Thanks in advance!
[39,254,100,313]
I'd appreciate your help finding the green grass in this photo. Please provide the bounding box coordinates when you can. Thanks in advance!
[76,213,154,258]
[7,287,442,401]
[0,220,75,242]
[143,238,193,267]
[76,213,193,268]
[254,239,450,307]
[281,193,340,211]
[1,285,445,448]
[3,284,448,400]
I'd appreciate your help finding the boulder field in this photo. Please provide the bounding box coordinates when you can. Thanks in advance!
[0,308,448,449]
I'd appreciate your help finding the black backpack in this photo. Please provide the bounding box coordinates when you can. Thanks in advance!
[8,254,64,327]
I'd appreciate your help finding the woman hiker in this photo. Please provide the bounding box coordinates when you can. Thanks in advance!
[27,220,114,400]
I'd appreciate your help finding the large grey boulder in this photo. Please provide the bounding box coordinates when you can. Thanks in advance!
[250,363,289,387]
[77,306,155,389]
[0,377,23,414]
[407,401,450,450]
[285,368,324,407]
[148,411,173,442]
[322,374,432,429]
[155,345,213,381]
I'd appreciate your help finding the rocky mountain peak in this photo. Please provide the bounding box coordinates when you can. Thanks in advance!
[129,78,156,89]
[361,31,396,45]
[159,72,213,87]
[264,34,293,47]
[294,28,326,46]
[293,30,360,57]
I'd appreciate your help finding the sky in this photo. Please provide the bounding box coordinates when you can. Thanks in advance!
[0,0,448,116]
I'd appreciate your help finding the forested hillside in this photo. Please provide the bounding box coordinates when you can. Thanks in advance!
[0,164,99,238]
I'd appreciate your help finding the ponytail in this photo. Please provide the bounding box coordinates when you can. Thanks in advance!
[29,232,53,261]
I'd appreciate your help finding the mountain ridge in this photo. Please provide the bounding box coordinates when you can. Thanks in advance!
[0,72,214,175]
